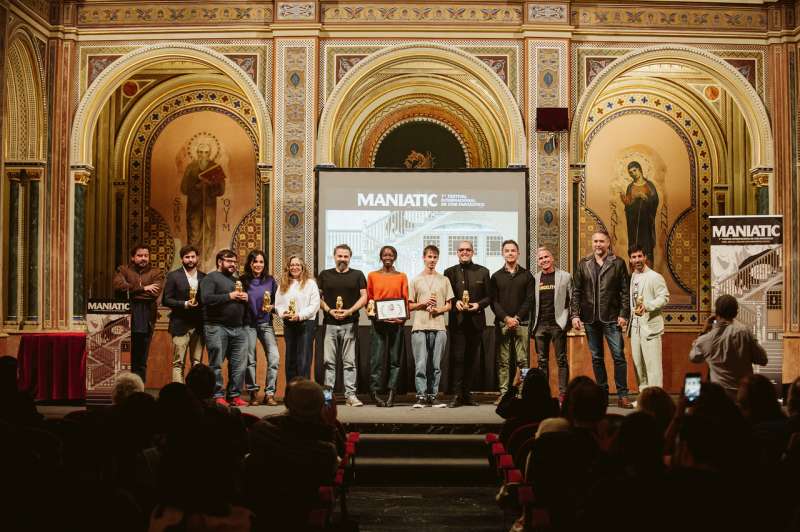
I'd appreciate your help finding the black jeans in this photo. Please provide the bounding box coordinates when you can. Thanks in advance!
[534,323,569,394]
[131,331,153,384]
[450,323,482,398]
[284,319,317,381]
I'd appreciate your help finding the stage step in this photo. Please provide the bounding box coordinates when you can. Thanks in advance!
[353,433,495,485]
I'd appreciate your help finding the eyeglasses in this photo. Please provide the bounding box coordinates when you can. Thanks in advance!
[222,258,237,263]
[457,248,473,252]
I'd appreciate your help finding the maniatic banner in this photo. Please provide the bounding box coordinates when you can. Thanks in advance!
[710,215,783,385]
[86,300,131,406]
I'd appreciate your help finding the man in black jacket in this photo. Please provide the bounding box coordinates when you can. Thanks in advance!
[571,230,633,408]
[490,239,535,402]
[200,248,248,407]
[444,240,491,407]
[162,245,206,382]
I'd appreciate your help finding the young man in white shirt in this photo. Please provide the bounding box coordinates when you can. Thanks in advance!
[628,244,669,390]
[409,245,454,408]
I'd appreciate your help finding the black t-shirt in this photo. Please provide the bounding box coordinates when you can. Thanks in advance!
[537,271,557,326]
[317,268,367,325]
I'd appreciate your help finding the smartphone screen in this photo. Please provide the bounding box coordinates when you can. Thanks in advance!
[684,373,702,403]
[323,388,333,405]
[520,368,530,380]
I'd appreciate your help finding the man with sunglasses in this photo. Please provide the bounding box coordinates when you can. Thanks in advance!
[444,240,491,407]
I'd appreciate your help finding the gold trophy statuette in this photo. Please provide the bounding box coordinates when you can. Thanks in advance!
[234,280,243,293]
[635,296,644,315]
[188,287,197,305]
[262,291,272,312]
[287,298,297,317]
[428,294,437,313]
[462,290,470,307]
[366,299,376,317]
[336,296,344,311]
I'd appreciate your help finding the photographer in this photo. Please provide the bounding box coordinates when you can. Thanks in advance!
[689,294,767,399]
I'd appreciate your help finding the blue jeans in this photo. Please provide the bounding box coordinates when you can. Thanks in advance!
[284,319,317,381]
[584,321,628,397]
[323,322,358,397]
[245,323,280,395]
[411,330,446,397]
[204,324,247,399]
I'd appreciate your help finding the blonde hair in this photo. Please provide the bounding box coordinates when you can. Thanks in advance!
[279,255,312,293]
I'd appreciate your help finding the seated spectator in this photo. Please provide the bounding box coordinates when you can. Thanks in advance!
[0,355,41,428]
[185,363,216,405]
[637,386,676,436]
[563,377,607,431]
[496,368,559,446]
[111,371,144,406]
[245,378,338,531]
[737,374,787,465]
[689,294,767,399]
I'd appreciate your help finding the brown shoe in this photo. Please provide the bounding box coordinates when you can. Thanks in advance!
[493,396,503,406]
[262,394,278,406]
[617,396,634,409]
[248,394,260,407]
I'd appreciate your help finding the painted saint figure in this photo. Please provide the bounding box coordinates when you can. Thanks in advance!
[619,161,659,262]
[180,143,225,261]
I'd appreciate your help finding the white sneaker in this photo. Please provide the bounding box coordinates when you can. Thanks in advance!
[346,395,364,407]
[412,398,427,408]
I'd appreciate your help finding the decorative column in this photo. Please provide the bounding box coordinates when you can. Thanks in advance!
[258,163,274,270]
[3,167,43,327]
[273,2,319,275]
[524,5,570,268]
[750,169,772,215]
[767,10,799,381]
[72,168,92,321]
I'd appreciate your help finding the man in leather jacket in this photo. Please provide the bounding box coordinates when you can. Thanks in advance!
[570,230,633,409]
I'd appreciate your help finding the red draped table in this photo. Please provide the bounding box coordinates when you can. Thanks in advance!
[16,333,87,401]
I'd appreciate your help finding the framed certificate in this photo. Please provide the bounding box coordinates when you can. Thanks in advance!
[375,298,408,321]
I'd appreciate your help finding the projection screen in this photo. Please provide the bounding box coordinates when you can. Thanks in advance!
[315,169,529,280]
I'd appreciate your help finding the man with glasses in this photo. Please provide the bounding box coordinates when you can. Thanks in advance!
[444,240,491,407]
[200,248,249,407]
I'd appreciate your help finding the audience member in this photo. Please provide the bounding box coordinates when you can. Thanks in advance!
[496,367,559,447]
[636,385,676,436]
[245,378,338,531]
[689,294,767,399]
[111,371,145,405]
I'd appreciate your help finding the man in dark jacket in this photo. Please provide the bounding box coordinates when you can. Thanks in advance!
[245,378,338,531]
[571,230,633,408]
[113,244,164,383]
[162,245,206,382]
[444,240,491,407]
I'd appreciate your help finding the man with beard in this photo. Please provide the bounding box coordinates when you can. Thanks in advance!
[113,244,165,383]
[628,244,669,390]
[162,245,207,382]
[318,244,368,406]
[200,248,248,407]
[571,230,633,409]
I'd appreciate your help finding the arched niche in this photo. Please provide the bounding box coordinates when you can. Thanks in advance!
[317,43,526,168]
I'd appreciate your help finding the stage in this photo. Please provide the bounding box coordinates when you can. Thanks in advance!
[36,392,633,433]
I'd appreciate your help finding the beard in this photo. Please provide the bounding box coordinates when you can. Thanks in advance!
[335,261,348,271]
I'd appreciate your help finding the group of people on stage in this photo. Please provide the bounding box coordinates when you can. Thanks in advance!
[112,228,671,408]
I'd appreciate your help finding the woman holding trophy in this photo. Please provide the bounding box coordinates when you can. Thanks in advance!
[275,255,320,381]
[242,250,281,405]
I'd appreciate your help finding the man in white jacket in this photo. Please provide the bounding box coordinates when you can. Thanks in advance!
[628,245,669,389]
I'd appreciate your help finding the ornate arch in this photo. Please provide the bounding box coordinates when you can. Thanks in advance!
[4,30,46,162]
[317,42,526,168]
[570,45,772,172]
[69,42,272,171]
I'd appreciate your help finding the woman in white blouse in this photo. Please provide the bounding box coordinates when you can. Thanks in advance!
[275,255,320,380]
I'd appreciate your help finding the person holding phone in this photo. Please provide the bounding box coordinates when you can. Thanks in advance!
[689,294,768,399]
